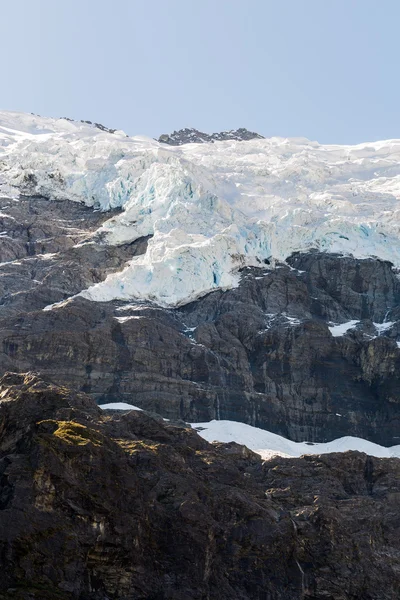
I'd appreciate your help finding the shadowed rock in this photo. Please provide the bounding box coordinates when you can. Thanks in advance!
[0,373,399,599]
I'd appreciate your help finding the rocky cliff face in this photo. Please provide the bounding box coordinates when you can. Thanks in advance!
[0,372,399,600]
[0,193,399,445]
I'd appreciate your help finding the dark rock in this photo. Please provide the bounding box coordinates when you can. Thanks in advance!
[0,195,149,317]
[158,127,264,145]
[0,374,399,599]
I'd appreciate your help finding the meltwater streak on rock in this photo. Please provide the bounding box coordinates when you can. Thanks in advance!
[2,110,400,307]
[0,372,399,600]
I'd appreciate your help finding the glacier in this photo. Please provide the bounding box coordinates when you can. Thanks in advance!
[2,110,400,307]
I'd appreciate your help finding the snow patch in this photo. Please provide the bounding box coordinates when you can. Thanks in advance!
[374,321,395,334]
[328,320,359,337]
[283,314,302,326]
[98,402,143,411]
[192,419,400,459]
[114,315,143,323]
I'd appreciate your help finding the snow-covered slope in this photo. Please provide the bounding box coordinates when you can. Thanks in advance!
[2,110,400,307]
[191,420,400,460]
[98,403,400,459]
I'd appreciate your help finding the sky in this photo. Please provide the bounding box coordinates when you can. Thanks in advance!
[2,0,400,144]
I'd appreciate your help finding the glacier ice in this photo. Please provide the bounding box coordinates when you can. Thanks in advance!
[2,110,400,307]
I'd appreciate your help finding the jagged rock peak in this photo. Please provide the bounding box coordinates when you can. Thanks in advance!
[158,127,264,145]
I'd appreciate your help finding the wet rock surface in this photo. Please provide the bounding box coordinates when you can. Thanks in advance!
[0,372,399,600]
[0,196,400,444]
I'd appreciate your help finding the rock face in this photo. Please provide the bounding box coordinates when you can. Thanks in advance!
[158,127,264,145]
[0,192,399,445]
[0,194,149,317]
[0,372,399,600]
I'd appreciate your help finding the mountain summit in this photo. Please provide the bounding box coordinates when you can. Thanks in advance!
[158,127,265,145]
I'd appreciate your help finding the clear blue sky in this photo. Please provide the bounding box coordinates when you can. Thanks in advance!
[2,0,400,143]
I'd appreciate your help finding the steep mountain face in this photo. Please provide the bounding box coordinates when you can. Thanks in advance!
[0,372,399,600]
[0,111,399,446]
[158,127,265,145]
[0,214,399,444]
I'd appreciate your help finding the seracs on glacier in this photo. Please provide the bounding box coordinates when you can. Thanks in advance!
[2,110,400,307]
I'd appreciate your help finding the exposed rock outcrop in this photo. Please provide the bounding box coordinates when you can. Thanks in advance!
[0,373,399,599]
[0,195,149,317]
[158,127,264,145]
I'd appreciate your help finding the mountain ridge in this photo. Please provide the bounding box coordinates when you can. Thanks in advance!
[157,126,265,145]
